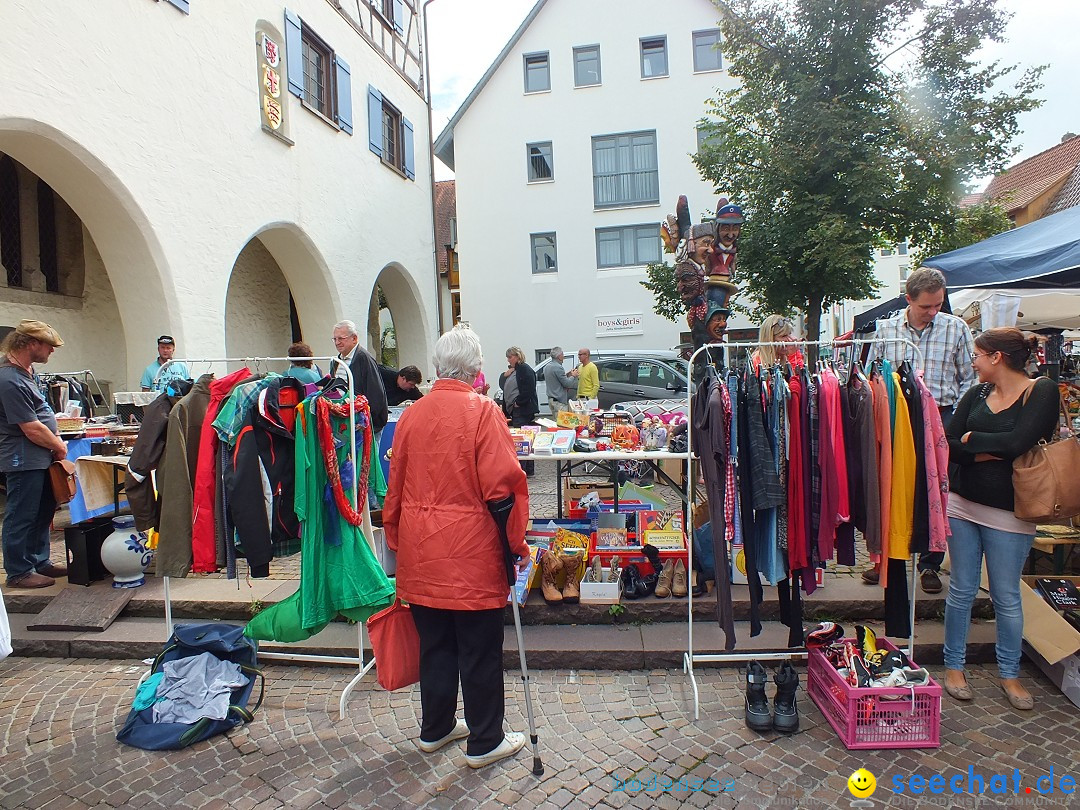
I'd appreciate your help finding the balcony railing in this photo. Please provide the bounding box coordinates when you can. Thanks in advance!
[593,169,659,209]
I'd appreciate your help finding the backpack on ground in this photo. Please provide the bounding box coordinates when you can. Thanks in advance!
[117,622,265,751]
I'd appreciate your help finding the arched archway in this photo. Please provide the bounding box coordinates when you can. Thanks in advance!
[226,223,340,366]
[0,118,174,388]
[367,262,431,374]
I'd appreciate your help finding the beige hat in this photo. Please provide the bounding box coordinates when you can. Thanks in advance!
[15,319,64,347]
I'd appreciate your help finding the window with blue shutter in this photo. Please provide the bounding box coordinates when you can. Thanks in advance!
[393,0,405,33]
[334,56,353,135]
[368,86,384,157]
[402,117,415,180]
[284,9,304,98]
[165,0,190,13]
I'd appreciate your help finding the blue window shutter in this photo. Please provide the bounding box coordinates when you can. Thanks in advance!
[165,0,190,13]
[334,56,353,134]
[368,86,384,157]
[402,117,415,180]
[284,9,304,99]
[393,0,405,33]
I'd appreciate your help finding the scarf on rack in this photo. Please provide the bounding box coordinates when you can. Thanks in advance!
[315,395,372,528]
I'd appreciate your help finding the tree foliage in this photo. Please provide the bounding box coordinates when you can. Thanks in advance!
[640,262,684,323]
[694,0,1042,347]
[911,200,1013,267]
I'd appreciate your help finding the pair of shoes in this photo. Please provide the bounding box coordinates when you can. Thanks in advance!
[539,552,583,604]
[861,567,880,585]
[620,564,658,599]
[942,673,974,701]
[920,569,943,594]
[1000,682,1034,711]
[417,719,470,753]
[36,563,68,579]
[745,661,800,733]
[7,571,55,589]
[465,732,526,769]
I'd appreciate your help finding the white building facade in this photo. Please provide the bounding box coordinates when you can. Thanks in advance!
[435,0,750,365]
[0,0,437,393]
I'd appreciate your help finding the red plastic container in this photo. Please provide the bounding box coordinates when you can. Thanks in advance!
[807,638,941,750]
[586,534,687,573]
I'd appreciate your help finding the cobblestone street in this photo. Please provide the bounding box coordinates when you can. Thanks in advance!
[1,657,1077,809]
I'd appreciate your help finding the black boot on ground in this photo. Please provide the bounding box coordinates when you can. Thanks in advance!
[772,661,800,734]
[744,661,772,732]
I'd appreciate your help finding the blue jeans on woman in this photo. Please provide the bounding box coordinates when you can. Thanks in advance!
[943,516,1033,679]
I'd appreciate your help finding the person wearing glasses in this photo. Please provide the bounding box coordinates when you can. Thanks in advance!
[569,348,599,401]
[751,315,803,370]
[867,268,975,593]
[942,327,1058,710]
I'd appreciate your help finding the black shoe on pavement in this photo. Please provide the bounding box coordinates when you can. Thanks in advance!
[920,569,943,594]
[745,661,772,732]
[861,567,880,585]
[773,662,800,734]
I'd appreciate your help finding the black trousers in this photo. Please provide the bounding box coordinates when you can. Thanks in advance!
[410,604,505,756]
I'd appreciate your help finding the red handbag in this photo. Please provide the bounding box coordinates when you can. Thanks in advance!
[366,599,420,691]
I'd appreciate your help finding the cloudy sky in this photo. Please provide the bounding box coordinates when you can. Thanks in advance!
[425,0,1079,184]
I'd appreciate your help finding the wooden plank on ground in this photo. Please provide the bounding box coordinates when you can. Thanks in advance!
[26,586,135,632]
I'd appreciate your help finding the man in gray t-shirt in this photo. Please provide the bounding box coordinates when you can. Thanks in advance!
[0,320,69,588]
[542,347,578,415]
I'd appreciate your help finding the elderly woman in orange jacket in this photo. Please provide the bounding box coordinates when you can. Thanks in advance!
[384,324,531,769]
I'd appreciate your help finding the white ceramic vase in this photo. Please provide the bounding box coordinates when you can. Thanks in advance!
[100,515,153,588]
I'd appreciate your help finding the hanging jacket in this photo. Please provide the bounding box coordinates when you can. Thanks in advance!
[156,375,213,578]
[191,368,253,573]
[223,377,306,578]
[126,391,183,532]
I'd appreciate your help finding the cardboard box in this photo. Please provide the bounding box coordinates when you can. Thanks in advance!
[579,568,621,605]
[658,457,686,487]
[1018,575,1080,709]
[562,478,615,510]
[556,411,590,429]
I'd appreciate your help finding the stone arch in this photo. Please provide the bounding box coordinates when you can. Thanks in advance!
[0,118,174,388]
[368,262,431,373]
[226,223,340,367]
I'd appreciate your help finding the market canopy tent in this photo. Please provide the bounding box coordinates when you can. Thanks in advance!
[923,204,1080,290]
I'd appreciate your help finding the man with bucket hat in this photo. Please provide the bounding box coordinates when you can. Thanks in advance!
[0,320,70,588]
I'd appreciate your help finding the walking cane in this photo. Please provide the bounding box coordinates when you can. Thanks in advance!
[488,494,544,777]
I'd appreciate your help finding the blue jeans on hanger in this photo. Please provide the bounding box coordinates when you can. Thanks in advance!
[943,515,1033,679]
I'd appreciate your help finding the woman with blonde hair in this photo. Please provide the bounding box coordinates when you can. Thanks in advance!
[751,315,801,370]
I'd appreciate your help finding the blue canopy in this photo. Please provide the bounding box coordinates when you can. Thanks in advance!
[923,205,1080,290]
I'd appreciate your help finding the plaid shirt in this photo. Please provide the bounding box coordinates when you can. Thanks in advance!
[871,310,975,407]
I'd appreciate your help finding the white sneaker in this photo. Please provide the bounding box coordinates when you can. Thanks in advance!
[464,732,526,769]
[417,719,470,753]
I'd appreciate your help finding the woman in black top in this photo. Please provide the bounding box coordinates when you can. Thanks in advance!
[503,346,538,475]
[943,328,1059,711]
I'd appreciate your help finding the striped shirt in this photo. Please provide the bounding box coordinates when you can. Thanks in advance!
[871,310,975,407]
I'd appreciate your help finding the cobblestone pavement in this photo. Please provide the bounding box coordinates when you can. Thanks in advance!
[1,657,1077,809]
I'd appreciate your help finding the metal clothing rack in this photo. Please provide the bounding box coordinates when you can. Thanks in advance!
[38,368,110,416]
[683,337,928,719]
[154,355,378,719]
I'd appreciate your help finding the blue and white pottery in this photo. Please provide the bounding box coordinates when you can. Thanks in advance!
[100,515,153,588]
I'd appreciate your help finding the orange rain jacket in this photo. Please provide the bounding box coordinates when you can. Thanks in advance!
[384,378,531,611]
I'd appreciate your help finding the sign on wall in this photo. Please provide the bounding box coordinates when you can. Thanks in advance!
[595,313,643,337]
[256,25,291,144]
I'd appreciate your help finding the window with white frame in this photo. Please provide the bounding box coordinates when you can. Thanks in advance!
[899,264,909,280]
[595,224,661,268]
[692,30,722,72]
[591,130,659,208]
[527,142,553,182]
[640,36,668,78]
[573,44,601,87]
[897,240,908,255]
[531,232,558,274]
[524,52,550,93]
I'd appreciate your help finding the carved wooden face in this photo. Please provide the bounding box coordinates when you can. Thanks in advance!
[716,222,741,251]
[691,235,715,265]
[706,311,729,341]
[675,264,705,304]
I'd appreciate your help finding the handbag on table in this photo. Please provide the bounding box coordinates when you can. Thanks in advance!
[1013,390,1080,523]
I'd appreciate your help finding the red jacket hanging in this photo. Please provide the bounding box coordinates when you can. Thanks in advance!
[191,368,253,573]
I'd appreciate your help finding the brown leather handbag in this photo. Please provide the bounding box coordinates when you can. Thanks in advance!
[49,459,78,505]
[1012,391,1080,523]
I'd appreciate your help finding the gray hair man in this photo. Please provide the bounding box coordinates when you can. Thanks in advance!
[330,319,388,434]
[542,346,578,415]
[868,267,975,593]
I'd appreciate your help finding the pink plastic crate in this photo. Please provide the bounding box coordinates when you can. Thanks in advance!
[807,637,941,750]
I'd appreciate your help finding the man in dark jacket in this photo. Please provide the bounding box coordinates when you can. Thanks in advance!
[330,320,388,434]
[379,364,424,407]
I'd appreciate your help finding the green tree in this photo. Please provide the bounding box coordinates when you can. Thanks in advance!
[694,0,1042,351]
[640,261,684,323]
[911,200,1013,267]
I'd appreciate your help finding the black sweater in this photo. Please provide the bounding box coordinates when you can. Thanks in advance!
[947,377,1060,512]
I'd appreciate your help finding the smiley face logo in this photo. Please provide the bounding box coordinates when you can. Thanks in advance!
[847,768,876,798]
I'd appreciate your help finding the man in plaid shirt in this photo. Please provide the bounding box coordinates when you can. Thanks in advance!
[867,267,975,593]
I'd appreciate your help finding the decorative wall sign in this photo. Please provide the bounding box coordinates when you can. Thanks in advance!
[256,24,291,143]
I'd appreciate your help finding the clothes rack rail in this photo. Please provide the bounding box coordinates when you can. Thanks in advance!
[155,356,376,719]
[683,337,926,719]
